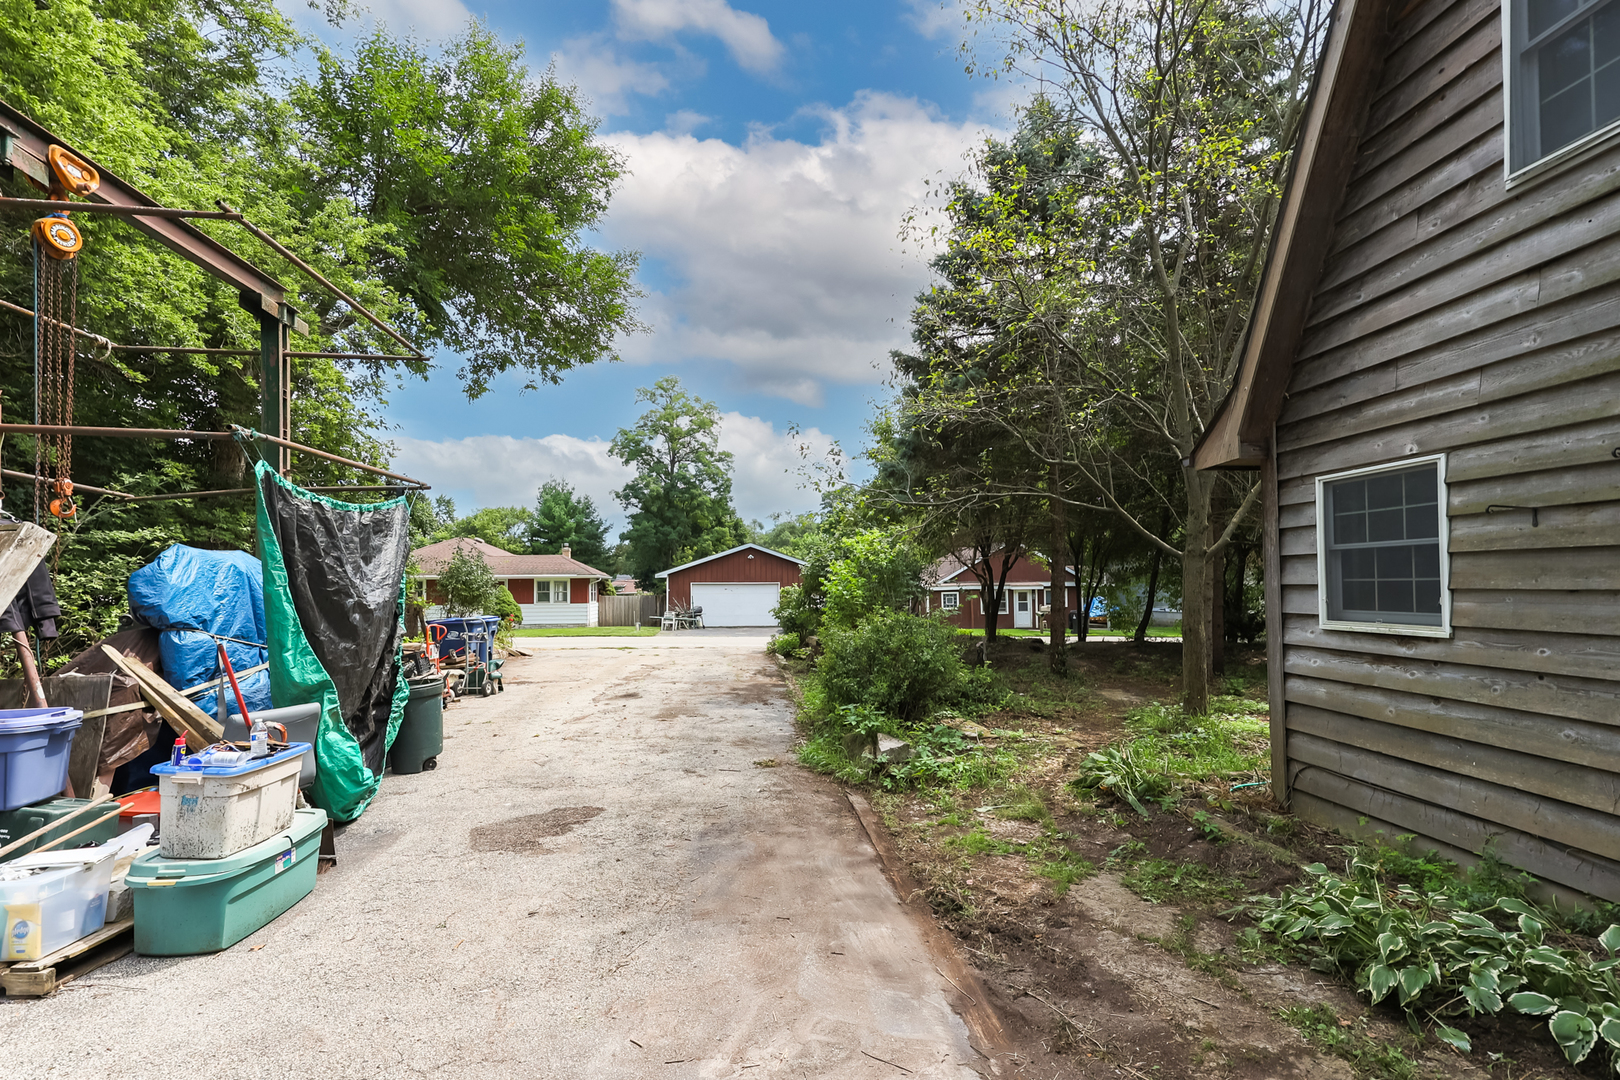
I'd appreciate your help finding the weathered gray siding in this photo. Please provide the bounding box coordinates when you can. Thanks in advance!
[1273,0,1620,899]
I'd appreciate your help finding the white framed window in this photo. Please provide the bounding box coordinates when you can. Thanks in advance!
[980,591,1010,615]
[1505,0,1620,180]
[535,579,571,604]
[941,591,960,610]
[534,579,551,604]
[1316,455,1451,637]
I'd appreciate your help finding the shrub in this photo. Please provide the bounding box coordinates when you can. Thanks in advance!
[437,548,501,616]
[772,584,818,640]
[768,632,801,657]
[817,610,965,724]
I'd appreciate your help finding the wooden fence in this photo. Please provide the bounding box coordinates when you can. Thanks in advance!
[598,593,659,627]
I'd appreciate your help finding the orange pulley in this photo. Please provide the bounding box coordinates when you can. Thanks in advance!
[48,480,76,520]
[47,145,99,196]
[32,215,82,260]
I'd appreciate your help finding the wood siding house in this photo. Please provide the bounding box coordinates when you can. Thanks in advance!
[414,537,610,628]
[657,544,806,626]
[921,553,1078,630]
[1196,0,1620,900]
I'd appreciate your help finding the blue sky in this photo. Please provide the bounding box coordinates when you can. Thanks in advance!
[316,0,1018,526]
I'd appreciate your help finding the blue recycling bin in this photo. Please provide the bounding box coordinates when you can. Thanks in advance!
[427,616,501,665]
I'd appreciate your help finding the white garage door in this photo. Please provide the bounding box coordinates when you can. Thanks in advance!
[690,583,780,627]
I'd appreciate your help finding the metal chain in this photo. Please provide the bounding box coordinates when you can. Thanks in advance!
[32,241,78,530]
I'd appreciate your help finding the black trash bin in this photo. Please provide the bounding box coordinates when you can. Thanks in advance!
[390,676,445,774]
[1068,609,1079,631]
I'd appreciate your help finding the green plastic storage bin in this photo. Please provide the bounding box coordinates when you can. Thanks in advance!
[126,807,326,955]
[0,798,120,863]
[389,677,444,775]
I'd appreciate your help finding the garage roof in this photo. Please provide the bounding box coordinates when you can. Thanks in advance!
[655,543,807,579]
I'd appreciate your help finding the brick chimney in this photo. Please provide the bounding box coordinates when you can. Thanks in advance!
[560,545,571,559]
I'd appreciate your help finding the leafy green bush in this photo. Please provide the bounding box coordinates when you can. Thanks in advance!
[771,584,818,640]
[1071,745,1172,817]
[1251,851,1620,1067]
[768,632,801,657]
[818,610,965,724]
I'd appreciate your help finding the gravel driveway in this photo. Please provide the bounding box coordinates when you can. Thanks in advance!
[2,638,990,1079]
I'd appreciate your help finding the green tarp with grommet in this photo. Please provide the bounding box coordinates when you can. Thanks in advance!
[253,462,411,822]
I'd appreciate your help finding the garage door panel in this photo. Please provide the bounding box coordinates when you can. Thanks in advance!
[690,583,779,627]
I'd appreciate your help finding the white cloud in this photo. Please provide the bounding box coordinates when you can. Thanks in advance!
[355,0,470,38]
[549,34,675,116]
[904,0,967,40]
[612,0,784,74]
[664,109,712,135]
[600,92,991,404]
[390,414,837,526]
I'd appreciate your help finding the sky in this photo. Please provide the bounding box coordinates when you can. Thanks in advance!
[297,0,1020,528]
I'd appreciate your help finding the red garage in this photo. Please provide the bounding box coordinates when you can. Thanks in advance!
[656,544,806,627]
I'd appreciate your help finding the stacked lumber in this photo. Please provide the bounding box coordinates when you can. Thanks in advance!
[99,645,223,749]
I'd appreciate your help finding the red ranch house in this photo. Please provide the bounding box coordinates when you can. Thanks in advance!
[922,553,1079,630]
[414,537,610,627]
[657,544,806,627]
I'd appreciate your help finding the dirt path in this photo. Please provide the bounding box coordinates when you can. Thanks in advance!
[0,641,993,1079]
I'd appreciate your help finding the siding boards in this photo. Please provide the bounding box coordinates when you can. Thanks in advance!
[1451,590,1620,634]
[1283,613,1620,681]
[1287,706,1620,814]
[1450,501,1620,551]
[1283,646,1620,725]
[1290,770,1620,900]
[1359,6,1501,147]
[1288,732,1620,861]
[1284,675,1620,773]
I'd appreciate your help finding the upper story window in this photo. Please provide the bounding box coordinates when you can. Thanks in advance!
[1508,0,1620,175]
[1316,456,1451,637]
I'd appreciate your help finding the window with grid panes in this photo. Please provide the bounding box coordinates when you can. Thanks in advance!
[1509,0,1620,173]
[1317,458,1450,633]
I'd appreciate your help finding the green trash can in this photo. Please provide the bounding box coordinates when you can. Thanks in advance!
[389,677,444,775]
[0,798,120,863]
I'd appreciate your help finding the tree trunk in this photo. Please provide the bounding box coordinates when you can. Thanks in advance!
[1211,543,1226,676]
[1134,508,1169,644]
[982,583,1001,644]
[1181,469,1215,716]
[1049,476,1067,673]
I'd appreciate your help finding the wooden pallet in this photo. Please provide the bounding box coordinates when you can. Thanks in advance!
[0,917,134,997]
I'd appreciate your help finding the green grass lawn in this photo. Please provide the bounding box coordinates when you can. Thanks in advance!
[954,625,1182,639]
[510,626,661,637]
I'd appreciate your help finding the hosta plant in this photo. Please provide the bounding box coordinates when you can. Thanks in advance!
[1070,745,1172,817]
[1249,852,1620,1069]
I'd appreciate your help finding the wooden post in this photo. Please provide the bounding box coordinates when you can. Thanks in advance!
[1262,434,1287,809]
[259,310,290,474]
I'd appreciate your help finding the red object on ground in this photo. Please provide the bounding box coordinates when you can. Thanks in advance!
[117,790,160,821]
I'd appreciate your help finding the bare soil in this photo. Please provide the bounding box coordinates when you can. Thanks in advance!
[843,637,1586,1080]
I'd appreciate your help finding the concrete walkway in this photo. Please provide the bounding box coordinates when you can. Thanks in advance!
[514,627,779,650]
[2,641,985,1079]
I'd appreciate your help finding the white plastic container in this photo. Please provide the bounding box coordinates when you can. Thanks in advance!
[151,744,308,859]
[0,847,116,961]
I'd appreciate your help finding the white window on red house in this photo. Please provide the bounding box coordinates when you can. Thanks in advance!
[941,591,960,610]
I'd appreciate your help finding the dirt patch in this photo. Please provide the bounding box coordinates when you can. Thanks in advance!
[469,806,605,853]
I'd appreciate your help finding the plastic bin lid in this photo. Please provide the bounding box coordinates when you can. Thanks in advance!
[149,742,309,778]
[125,808,328,885]
[0,707,83,732]
[117,790,162,816]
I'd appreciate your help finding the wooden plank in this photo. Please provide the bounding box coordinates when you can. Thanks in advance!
[1295,249,1620,401]
[1283,644,1620,725]
[1278,369,1620,479]
[1317,133,1620,325]
[1280,552,1317,587]
[1339,87,1502,224]
[1286,674,1620,774]
[1450,462,1620,516]
[1448,415,1620,482]
[1280,366,1480,444]
[1283,613,1620,682]
[55,676,111,800]
[1451,546,1620,591]
[100,646,222,748]
[1280,524,1317,557]
[0,521,54,615]
[1289,705,1620,816]
[1452,589,1620,634]
[1289,731,1620,861]
[1282,584,1319,616]
[1279,501,1316,530]
[1375,0,1497,97]
[1359,13,1501,146]
[0,918,134,997]
[1387,0,1465,52]
[1450,500,1620,551]
[1263,449,1288,807]
[1330,126,1500,260]
[1289,774,1620,901]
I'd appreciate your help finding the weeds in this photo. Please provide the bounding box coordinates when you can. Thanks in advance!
[1071,745,1171,817]
[1122,859,1246,904]
[1279,1004,1426,1080]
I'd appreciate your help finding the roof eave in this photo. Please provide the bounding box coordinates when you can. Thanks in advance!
[1192,0,1390,471]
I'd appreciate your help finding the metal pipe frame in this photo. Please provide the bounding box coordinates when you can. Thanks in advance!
[0,423,429,488]
[0,197,243,220]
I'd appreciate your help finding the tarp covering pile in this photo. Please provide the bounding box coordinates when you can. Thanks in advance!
[254,463,411,822]
[127,544,272,719]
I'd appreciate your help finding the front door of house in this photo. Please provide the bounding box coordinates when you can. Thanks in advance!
[1013,590,1033,629]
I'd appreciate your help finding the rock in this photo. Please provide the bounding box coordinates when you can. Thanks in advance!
[875,734,913,763]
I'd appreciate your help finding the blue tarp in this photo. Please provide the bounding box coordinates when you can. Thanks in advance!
[127,545,272,719]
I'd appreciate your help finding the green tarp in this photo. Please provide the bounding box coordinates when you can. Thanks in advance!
[254,464,411,822]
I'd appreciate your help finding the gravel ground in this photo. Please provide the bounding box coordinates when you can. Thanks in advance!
[1,639,984,1079]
